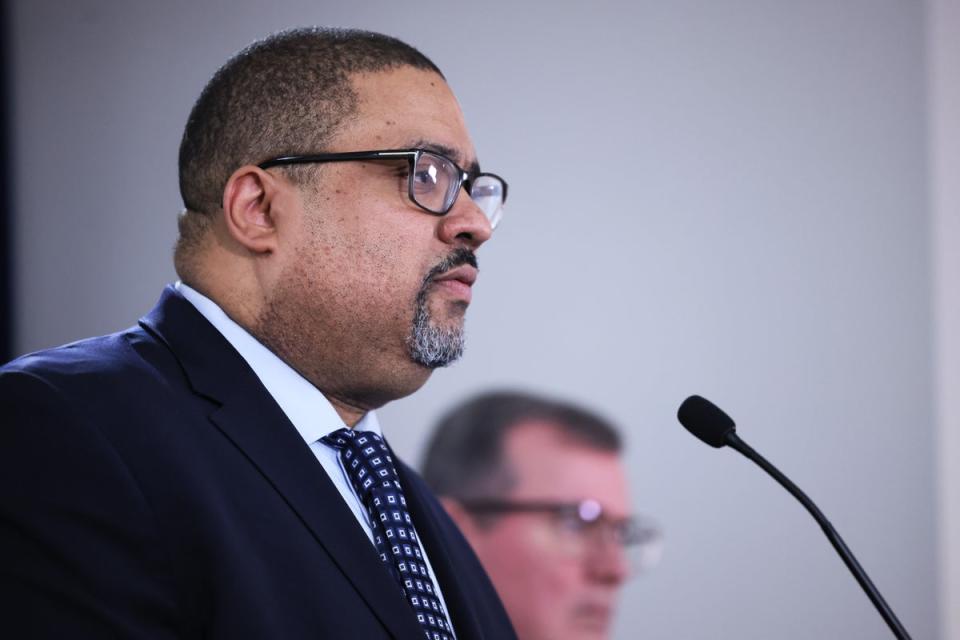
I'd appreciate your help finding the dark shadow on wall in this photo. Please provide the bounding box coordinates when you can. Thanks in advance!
[0,0,11,362]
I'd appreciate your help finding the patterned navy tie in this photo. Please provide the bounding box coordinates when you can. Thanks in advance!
[322,428,455,640]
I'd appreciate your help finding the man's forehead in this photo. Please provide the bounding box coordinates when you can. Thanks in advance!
[343,67,478,169]
[410,138,480,175]
[503,421,629,499]
[504,421,621,468]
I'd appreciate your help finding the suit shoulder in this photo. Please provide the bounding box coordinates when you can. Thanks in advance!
[4,328,140,376]
[1,324,180,390]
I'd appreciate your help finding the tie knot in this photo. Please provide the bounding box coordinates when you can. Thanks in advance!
[321,427,384,452]
[321,428,399,496]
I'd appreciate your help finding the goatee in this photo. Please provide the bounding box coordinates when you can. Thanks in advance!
[406,248,477,368]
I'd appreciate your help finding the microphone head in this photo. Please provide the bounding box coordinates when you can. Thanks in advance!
[677,395,737,448]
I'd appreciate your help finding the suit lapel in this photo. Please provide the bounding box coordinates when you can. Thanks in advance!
[139,287,425,639]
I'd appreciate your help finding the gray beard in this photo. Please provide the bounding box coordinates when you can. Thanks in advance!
[407,247,477,369]
[405,247,476,368]
[406,292,465,368]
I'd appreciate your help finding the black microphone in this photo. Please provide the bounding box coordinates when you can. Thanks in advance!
[677,395,911,640]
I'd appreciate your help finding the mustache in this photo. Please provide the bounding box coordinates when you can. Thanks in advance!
[423,248,479,284]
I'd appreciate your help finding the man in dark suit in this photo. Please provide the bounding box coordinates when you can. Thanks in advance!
[0,28,513,639]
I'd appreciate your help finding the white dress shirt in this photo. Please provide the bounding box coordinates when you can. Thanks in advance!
[176,282,455,624]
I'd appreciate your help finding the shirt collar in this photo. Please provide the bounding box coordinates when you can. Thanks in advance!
[175,282,382,443]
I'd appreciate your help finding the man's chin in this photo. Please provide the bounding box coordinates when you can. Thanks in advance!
[406,321,465,368]
[570,603,615,637]
[427,292,469,318]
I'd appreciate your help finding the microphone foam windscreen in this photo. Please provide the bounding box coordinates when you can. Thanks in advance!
[677,395,736,448]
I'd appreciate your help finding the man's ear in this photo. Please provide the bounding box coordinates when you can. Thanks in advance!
[221,165,286,254]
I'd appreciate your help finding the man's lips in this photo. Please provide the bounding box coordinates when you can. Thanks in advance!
[431,265,477,302]
[573,602,614,631]
[433,265,477,286]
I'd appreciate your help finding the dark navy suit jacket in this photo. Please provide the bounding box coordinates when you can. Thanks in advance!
[0,287,515,639]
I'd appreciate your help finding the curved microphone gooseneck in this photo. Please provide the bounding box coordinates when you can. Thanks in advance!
[677,395,911,640]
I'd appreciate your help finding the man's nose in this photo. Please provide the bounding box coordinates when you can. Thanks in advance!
[587,538,631,585]
[437,190,493,250]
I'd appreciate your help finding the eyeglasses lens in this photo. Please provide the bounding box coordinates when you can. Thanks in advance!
[412,152,457,214]
[551,511,663,575]
[470,176,504,229]
[414,151,504,228]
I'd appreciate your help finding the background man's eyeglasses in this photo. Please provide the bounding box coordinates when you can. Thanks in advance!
[460,498,663,573]
[258,148,508,229]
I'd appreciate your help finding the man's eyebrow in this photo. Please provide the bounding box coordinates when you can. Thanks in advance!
[411,139,480,175]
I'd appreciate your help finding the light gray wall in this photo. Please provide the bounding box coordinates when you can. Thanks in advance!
[10,1,940,638]
[930,0,960,637]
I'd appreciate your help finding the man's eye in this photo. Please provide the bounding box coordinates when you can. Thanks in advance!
[414,170,436,185]
[413,165,440,190]
[554,512,590,534]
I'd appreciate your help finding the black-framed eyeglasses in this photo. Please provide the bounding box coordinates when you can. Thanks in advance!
[459,498,662,554]
[258,148,508,229]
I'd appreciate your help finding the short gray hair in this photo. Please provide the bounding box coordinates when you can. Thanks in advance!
[421,390,622,500]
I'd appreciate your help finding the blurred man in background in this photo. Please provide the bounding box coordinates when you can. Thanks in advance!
[422,391,660,640]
